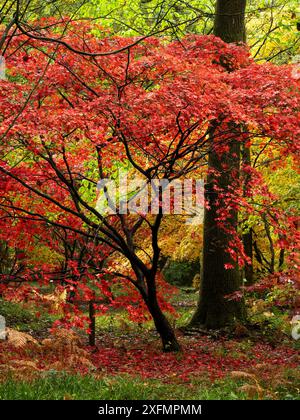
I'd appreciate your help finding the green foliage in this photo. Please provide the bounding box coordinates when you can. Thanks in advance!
[247,0,300,63]
[81,0,214,37]
[267,163,300,213]
[0,299,54,333]
[247,283,299,341]
[163,259,199,287]
[2,0,298,64]
[80,0,300,63]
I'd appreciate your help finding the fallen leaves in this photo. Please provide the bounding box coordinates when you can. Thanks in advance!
[0,328,96,380]
[90,335,299,384]
[0,326,298,398]
[6,328,39,348]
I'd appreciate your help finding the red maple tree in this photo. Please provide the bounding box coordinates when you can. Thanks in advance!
[0,19,299,351]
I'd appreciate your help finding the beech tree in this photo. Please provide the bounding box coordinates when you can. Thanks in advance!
[189,0,300,331]
[189,0,248,329]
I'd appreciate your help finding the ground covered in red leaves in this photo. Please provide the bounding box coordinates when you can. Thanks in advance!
[91,335,299,383]
[1,328,298,388]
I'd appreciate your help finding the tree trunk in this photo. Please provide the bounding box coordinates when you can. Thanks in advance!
[189,0,247,329]
[214,0,246,43]
[242,145,254,285]
[278,248,285,270]
[145,277,181,352]
[243,227,254,284]
[89,299,96,347]
[190,136,246,328]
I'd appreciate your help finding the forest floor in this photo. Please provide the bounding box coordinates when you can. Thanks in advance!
[0,291,299,400]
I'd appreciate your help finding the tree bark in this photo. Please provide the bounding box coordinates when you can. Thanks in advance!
[190,134,246,328]
[145,275,181,352]
[242,145,254,285]
[214,0,246,43]
[189,0,247,329]
[243,227,254,284]
[89,299,96,347]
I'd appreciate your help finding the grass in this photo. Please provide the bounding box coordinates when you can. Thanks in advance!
[93,288,198,332]
[0,371,298,400]
[0,298,55,334]
[0,372,249,400]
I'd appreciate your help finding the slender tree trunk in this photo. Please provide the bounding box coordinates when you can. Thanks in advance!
[89,299,96,346]
[278,248,285,270]
[145,275,181,352]
[278,232,285,270]
[189,0,247,329]
[242,145,254,285]
[243,227,254,283]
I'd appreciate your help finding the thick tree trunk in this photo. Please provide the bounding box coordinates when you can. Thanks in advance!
[214,0,246,43]
[191,137,246,328]
[190,0,247,329]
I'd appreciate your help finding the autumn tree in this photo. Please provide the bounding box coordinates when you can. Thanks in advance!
[188,0,248,329]
[0,15,299,350]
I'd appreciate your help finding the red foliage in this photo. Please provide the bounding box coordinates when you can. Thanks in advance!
[90,337,299,382]
[0,19,299,337]
[1,334,298,384]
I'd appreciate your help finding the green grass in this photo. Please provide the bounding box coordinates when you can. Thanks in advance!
[93,288,198,332]
[0,298,55,334]
[0,372,298,400]
[0,373,248,400]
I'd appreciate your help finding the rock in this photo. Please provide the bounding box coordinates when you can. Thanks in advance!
[0,315,7,340]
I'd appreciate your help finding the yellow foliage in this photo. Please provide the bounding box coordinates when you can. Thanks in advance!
[32,288,67,314]
[231,371,265,399]
[159,217,202,262]
[41,329,95,371]
[192,273,201,290]
[0,328,96,381]
[231,371,257,381]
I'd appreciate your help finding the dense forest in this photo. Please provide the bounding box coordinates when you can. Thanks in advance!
[0,0,299,401]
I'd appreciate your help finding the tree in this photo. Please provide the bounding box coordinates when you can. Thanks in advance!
[190,0,300,329]
[0,18,299,350]
[189,0,249,329]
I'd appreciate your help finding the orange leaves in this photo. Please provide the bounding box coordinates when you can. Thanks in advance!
[5,328,39,349]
